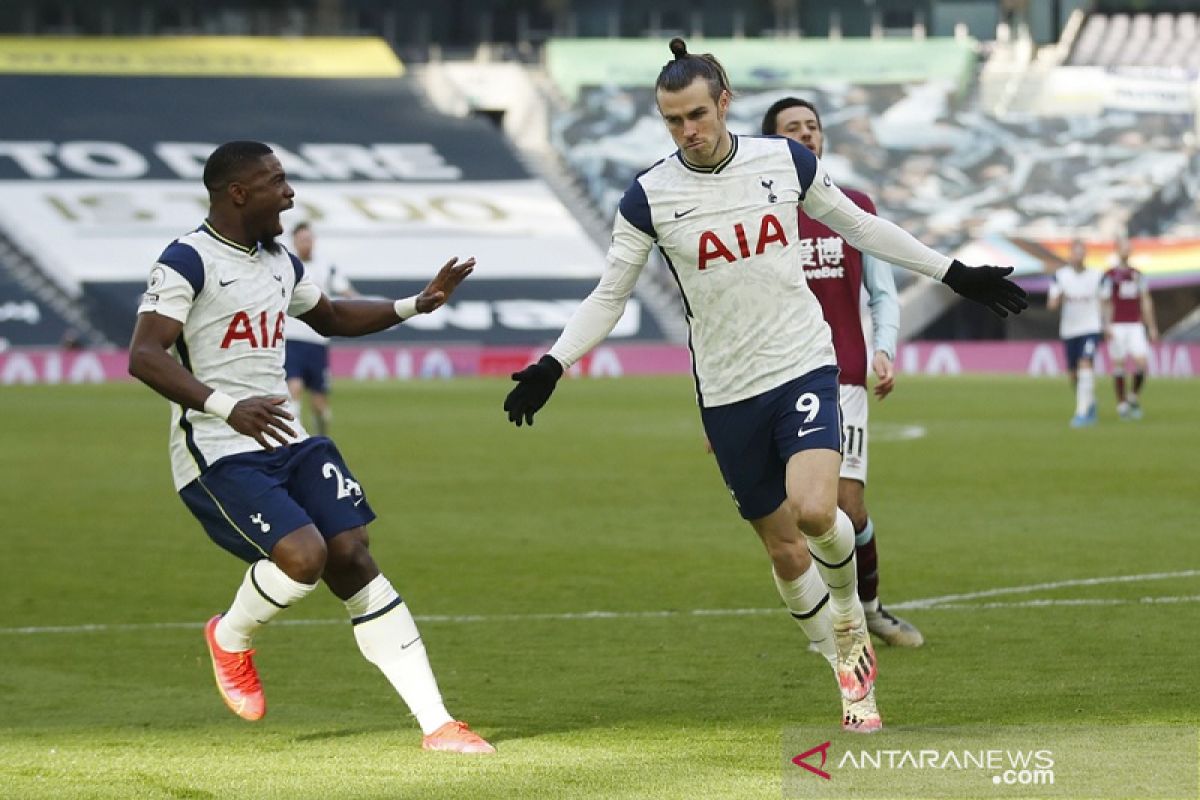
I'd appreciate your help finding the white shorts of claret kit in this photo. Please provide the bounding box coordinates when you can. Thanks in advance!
[1108,322,1150,362]
[838,384,869,484]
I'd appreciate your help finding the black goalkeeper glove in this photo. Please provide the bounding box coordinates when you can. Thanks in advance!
[504,355,564,427]
[941,260,1029,318]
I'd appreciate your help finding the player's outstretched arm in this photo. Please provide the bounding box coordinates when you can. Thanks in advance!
[504,355,564,427]
[800,156,1028,318]
[128,312,296,450]
[941,261,1029,318]
[300,256,475,337]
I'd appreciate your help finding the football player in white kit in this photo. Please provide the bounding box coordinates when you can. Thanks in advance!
[503,40,1027,732]
[1048,238,1104,427]
[284,221,357,436]
[129,141,494,753]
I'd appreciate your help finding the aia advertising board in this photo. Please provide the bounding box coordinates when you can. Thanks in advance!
[3,341,1199,385]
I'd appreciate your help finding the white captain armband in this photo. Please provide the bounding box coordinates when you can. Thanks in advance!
[393,295,420,321]
[203,391,237,421]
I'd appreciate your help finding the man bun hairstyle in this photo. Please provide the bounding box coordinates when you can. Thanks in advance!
[760,97,823,136]
[656,37,733,103]
[203,140,274,193]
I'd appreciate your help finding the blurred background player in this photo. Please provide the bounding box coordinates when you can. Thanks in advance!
[128,141,492,753]
[760,97,923,648]
[504,39,1026,733]
[1048,238,1103,427]
[1102,235,1159,420]
[284,221,358,436]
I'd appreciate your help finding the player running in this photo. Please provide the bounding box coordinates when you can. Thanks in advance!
[129,141,494,754]
[760,97,923,649]
[1102,235,1159,420]
[1048,238,1104,427]
[503,40,1026,733]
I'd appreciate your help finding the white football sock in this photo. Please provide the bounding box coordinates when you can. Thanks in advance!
[215,559,317,652]
[805,508,861,621]
[1075,367,1095,416]
[346,574,453,736]
[773,564,836,665]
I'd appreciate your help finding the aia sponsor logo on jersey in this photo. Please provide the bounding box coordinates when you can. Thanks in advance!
[696,213,788,270]
[221,310,286,349]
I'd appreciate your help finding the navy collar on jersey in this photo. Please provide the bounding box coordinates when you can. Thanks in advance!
[199,220,258,257]
[676,133,739,175]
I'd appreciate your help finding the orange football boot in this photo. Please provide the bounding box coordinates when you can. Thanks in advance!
[204,615,266,721]
[421,721,496,754]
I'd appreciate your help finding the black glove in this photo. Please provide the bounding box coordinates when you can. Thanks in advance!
[941,260,1029,318]
[504,355,564,427]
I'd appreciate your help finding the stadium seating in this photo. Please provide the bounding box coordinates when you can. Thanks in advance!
[1069,12,1200,69]
[0,251,74,347]
[553,83,1198,259]
[0,58,666,346]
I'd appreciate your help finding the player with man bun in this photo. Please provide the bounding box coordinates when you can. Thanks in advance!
[504,40,1026,732]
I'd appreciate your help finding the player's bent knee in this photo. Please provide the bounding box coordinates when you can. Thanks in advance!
[271,525,329,584]
[791,501,837,538]
[326,528,375,569]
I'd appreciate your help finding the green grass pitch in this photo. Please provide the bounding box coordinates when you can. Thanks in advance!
[1,375,1197,799]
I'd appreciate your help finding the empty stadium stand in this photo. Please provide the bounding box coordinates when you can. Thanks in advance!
[1069,12,1200,69]
[0,38,667,347]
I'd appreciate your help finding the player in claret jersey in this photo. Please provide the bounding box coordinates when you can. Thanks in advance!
[129,141,493,754]
[761,97,923,649]
[502,40,1027,733]
[1102,235,1159,420]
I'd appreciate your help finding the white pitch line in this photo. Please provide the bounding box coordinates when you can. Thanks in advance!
[910,595,1200,611]
[888,569,1200,610]
[1,571,1197,636]
[872,423,928,442]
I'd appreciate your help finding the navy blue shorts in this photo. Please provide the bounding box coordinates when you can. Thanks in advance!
[701,365,843,520]
[285,340,330,394]
[179,437,376,563]
[1063,333,1101,371]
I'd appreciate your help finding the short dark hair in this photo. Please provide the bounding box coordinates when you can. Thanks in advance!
[292,221,312,236]
[655,38,733,103]
[203,140,274,192]
[760,97,822,136]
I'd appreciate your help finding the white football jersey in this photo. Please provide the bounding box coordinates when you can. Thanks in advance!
[1049,266,1103,338]
[285,258,352,345]
[549,135,950,407]
[137,222,323,489]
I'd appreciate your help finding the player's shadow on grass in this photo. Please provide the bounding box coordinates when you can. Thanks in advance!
[292,724,397,743]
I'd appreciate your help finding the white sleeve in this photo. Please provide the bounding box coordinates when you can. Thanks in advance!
[1047,273,1063,302]
[136,263,194,323]
[548,212,650,368]
[289,277,323,316]
[862,254,899,360]
[802,161,952,280]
